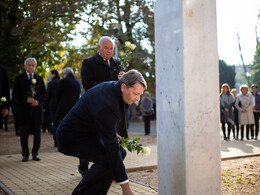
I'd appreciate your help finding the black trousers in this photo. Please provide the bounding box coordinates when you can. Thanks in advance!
[143,115,151,135]
[240,124,254,140]
[57,130,126,195]
[78,117,128,176]
[253,112,260,138]
[20,124,41,157]
[221,122,231,139]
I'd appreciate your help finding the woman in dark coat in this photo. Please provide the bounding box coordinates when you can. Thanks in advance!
[220,83,234,140]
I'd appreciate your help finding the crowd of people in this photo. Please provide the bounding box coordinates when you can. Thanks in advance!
[220,83,260,141]
[0,36,141,194]
[1,35,258,194]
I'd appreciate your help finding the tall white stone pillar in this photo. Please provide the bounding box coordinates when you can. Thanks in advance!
[155,0,221,194]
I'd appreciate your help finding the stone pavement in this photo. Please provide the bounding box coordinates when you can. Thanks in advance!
[0,140,259,194]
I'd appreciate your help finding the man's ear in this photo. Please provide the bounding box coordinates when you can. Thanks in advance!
[97,45,100,50]
[121,83,127,92]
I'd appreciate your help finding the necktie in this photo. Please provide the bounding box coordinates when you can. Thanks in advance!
[29,74,32,83]
[105,60,109,68]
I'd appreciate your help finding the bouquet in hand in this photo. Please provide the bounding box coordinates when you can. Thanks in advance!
[120,41,136,71]
[120,137,151,156]
[27,79,37,115]
[0,97,6,106]
[28,79,37,98]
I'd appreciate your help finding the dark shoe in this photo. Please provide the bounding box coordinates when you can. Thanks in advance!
[22,156,28,162]
[255,137,258,140]
[32,155,40,161]
[241,138,244,141]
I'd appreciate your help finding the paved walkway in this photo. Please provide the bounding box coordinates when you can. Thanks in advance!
[0,140,259,194]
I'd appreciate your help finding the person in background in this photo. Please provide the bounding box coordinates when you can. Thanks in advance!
[12,57,46,161]
[10,98,19,135]
[231,89,239,139]
[141,91,153,136]
[235,84,254,140]
[251,84,260,140]
[53,67,81,147]
[220,84,234,141]
[0,65,10,130]
[45,69,60,139]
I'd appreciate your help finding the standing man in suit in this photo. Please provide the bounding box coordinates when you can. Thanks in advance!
[0,65,10,128]
[45,69,60,139]
[53,67,81,147]
[80,36,127,176]
[252,84,260,140]
[57,69,146,195]
[12,58,46,161]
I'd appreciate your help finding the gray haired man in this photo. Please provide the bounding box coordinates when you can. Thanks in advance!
[12,57,46,161]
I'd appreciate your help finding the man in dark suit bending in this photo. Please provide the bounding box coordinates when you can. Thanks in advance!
[56,69,146,195]
[80,36,127,176]
[12,58,46,161]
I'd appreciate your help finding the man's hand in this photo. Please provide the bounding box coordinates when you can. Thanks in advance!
[116,133,122,142]
[32,100,39,107]
[121,182,134,195]
[118,71,125,80]
[2,108,8,117]
[27,97,34,104]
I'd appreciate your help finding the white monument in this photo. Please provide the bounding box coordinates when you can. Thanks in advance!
[155,0,221,194]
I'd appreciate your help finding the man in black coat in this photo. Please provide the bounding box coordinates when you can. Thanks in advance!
[45,69,60,136]
[53,67,81,147]
[12,58,46,161]
[0,65,10,126]
[56,69,146,195]
[80,36,127,176]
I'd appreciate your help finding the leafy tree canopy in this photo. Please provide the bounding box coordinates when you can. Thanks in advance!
[0,0,88,86]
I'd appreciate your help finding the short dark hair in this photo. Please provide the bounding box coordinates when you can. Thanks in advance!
[50,69,59,76]
[251,84,258,89]
[120,69,147,89]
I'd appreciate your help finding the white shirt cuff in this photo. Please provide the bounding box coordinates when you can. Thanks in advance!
[118,179,129,185]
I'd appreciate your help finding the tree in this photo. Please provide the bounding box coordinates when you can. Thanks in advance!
[219,59,236,90]
[251,42,260,87]
[0,0,88,87]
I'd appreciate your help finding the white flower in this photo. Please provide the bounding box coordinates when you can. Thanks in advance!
[32,79,37,84]
[125,41,131,48]
[1,97,6,102]
[130,44,136,50]
[142,147,151,156]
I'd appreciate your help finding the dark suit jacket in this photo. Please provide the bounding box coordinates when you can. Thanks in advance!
[45,75,60,111]
[81,52,121,91]
[252,92,260,111]
[54,73,81,127]
[0,65,10,109]
[57,81,128,182]
[12,72,46,125]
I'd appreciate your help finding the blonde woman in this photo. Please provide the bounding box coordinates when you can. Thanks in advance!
[220,84,234,140]
[235,84,255,140]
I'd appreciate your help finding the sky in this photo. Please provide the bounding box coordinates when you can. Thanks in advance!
[72,0,260,66]
[216,0,260,65]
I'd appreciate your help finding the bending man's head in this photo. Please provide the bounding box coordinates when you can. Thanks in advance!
[120,69,147,105]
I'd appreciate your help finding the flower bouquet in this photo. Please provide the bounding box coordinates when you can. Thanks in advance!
[0,97,6,106]
[27,79,37,115]
[120,41,136,71]
[120,137,151,156]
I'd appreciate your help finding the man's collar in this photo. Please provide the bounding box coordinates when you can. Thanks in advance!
[26,71,34,76]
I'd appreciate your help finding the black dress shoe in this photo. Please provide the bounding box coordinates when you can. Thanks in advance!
[22,156,28,162]
[32,155,40,161]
